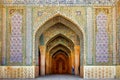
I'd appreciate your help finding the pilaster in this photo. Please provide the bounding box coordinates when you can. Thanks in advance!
[26,6,32,65]
[87,7,93,65]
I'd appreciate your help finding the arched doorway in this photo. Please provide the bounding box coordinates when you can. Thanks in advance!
[35,15,84,78]
[45,34,74,74]
[52,50,69,74]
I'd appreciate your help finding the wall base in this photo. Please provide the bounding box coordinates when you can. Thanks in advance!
[1,66,120,79]
[0,66,35,78]
[84,66,116,79]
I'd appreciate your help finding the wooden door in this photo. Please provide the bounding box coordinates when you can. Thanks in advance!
[52,52,69,74]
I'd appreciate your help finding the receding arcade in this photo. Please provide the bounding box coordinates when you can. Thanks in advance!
[35,15,84,77]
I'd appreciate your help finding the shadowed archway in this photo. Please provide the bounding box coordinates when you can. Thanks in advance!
[35,14,84,78]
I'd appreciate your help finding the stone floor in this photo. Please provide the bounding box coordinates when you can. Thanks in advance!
[0,75,118,80]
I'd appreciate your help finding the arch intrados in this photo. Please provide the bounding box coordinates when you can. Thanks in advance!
[50,47,70,56]
[46,33,74,47]
[52,50,69,58]
[53,51,69,59]
[49,43,72,53]
[49,44,71,54]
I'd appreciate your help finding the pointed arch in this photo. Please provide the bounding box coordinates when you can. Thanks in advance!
[34,13,84,78]
[46,33,74,52]
[46,33,74,46]
[52,50,69,58]
[49,44,71,57]
[34,14,84,63]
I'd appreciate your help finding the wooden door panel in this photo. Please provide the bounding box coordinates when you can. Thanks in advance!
[52,52,69,74]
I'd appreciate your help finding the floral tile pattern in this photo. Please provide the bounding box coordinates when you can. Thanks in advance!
[10,13,23,63]
[96,13,109,63]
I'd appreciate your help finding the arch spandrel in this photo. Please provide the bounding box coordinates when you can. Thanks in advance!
[34,13,84,38]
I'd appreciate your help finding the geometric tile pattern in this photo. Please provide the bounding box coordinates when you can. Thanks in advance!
[10,13,23,63]
[4,0,115,4]
[96,13,109,63]
[0,66,34,78]
[116,66,120,78]
[118,20,120,64]
[84,66,115,79]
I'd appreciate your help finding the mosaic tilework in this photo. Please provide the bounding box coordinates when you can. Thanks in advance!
[0,66,34,78]
[10,13,23,63]
[96,13,109,63]
[87,7,92,64]
[26,7,32,65]
[116,66,120,78]
[84,66,115,79]
[117,19,120,64]
[3,0,115,4]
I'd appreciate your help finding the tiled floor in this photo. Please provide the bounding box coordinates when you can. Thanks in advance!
[0,75,118,80]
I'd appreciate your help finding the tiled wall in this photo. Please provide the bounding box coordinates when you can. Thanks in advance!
[116,66,120,78]
[0,8,2,65]
[84,66,115,79]
[96,13,109,63]
[10,13,23,63]
[1,66,120,78]
[0,66,35,78]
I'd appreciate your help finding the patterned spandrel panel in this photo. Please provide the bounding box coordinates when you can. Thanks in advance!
[10,13,22,63]
[96,13,109,63]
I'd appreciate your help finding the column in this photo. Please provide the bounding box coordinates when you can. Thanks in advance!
[112,7,116,64]
[69,54,72,74]
[46,52,49,74]
[75,46,80,75]
[49,55,52,74]
[2,7,6,65]
[26,6,32,65]
[87,7,93,64]
[40,46,45,75]
[71,50,75,74]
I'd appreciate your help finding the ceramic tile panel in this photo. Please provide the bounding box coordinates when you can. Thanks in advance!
[84,66,115,79]
[96,13,109,63]
[116,66,120,78]
[3,0,115,4]
[26,7,32,65]
[10,13,23,63]
[0,66,35,78]
[87,7,93,64]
